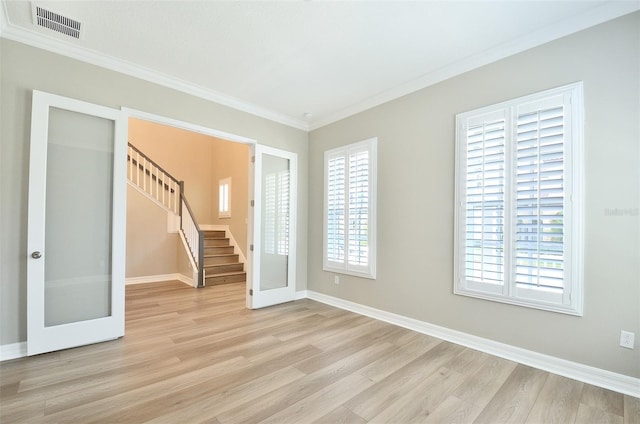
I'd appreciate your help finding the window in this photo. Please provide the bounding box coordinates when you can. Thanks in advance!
[218,177,231,218]
[324,137,377,279]
[454,83,583,315]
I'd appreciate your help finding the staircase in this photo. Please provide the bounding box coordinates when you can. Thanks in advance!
[203,230,246,285]
[127,142,245,288]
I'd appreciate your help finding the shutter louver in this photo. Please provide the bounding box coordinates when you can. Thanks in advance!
[464,119,505,285]
[515,105,565,292]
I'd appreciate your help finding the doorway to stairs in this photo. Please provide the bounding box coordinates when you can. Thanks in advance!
[123,109,254,295]
[122,107,299,310]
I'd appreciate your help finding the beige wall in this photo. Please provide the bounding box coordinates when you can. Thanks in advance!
[209,139,250,254]
[0,39,308,345]
[129,118,219,224]
[125,185,179,278]
[308,13,640,378]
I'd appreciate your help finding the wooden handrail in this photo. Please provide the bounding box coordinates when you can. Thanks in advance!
[128,142,180,185]
[127,156,175,193]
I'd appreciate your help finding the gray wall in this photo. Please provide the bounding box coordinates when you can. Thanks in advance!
[0,38,308,345]
[308,13,640,378]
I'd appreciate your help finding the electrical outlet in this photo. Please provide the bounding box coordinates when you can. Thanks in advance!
[334,275,340,285]
[620,330,635,349]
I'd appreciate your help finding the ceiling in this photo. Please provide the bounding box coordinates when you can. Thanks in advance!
[1,1,638,131]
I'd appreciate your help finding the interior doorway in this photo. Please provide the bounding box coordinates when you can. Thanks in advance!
[122,109,255,294]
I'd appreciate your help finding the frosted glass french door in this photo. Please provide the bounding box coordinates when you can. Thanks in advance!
[249,145,297,308]
[27,90,127,355]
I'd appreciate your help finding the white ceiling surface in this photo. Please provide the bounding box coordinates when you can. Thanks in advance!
[1,1,638,131]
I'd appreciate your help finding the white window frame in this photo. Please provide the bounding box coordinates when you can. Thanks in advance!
[454,82,584,315]
[218,177,231,218]
[323,137,377,279]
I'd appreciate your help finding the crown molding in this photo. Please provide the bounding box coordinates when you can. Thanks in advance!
[2,2,638,133]
[308,2,640,131]
[0,5,310,132]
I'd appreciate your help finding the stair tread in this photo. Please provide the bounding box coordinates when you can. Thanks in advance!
[205,271,246,277]
[203,231,226,239]
[203,253,238,258]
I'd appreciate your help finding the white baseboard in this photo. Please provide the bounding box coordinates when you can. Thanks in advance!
[1,342,27,361]
[306,290,640,398]
[126,273,193,286]
[295,290,308,300]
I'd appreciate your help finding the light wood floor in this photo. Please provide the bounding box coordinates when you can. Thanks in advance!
[1,281,639,423]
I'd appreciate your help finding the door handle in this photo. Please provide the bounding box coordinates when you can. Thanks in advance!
[31,251,42,259]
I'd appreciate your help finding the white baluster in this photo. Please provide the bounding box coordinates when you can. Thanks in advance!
[136,152,140,186]
[162,173,166,207]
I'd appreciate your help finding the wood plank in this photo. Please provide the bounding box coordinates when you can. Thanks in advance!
[525,373,583,424]
[450,354,518,409]
[576,403,624,424]
[473,364,548,424]
[312,405,367,424]
[367,366,467,423]
[624,395,640,424]
[580,384,625,417]
[423,395,483,423]
[345,341,465,420]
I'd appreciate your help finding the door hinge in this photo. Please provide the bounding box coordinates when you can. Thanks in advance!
[251,200,254,207]
[251,156,255,163]
[250,244,254,251]
[249,289,253,296]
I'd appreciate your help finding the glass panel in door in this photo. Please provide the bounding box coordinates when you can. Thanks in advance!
[44,107,114,326]
[249,144,297,309]
[260,153,290,291]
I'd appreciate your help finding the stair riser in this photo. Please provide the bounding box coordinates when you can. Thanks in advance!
[204,246,235,255]
[206,273,246,285]
[204,255,240,266]
[204,238,230,247]
[205,263,244,274]
[203,230,226,239]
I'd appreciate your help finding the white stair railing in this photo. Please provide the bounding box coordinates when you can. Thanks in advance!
[127,143,180,215]
[180,191,205,287]
[127,142,205,287]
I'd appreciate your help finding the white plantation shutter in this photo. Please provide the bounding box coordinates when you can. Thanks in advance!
[515,97,566,301]
[455,83,583,315]
[464,112,506,293]
[324,138,377,279]
[348,148,369,267]
[326,155,346,263]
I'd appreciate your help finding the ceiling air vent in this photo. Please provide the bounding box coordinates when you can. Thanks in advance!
[32,4,82,39]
